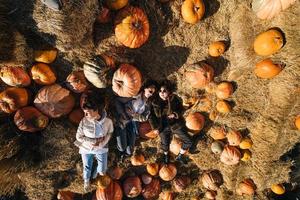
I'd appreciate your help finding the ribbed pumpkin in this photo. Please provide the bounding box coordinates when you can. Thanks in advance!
[97,7,111,23]
[159,191,175,200]
[57,190,75,200]
[141,173,153,185]
[201,170,223,191]
[241,149,252,162]
[66,71,89,93]
[159,164,177,181]
[123,176,142,198]
[271,184,285,195]
[147,163,159,176]
[209,126,227,140]
[131,154,145,166]
[226,130,242,146]
[142,178,161,200]
[185,63,214,89]
[252,0,296,20]
[30,63,56,85]
[215,82,233,99]
[236,179,256,195]
[139,121,158,139]
[96,174,112,189]
[181,0,205,24]
[170,137,183,155]
[205,190,217,200]
[220,145,241,165]
[96,181,123,200]
[34,84,75,118]
[295,116,300,130]
[115,6,150,48]
[106,0,128,10]
[0,66,31,87]
[216,100,231,114]
[0,87,29,113]
[173,176,191,192]
[185,112,205,134]
[254,59,283,79]
[211,141,224,154]
[68,108,84,125]
[14,106,49,132]
[83,55,114,88]
[108,166,123,180]
[239,138,253,149]
[208,41,226,57]
[34,49,58,64]
[253,29,284,56]
[112,64,142,97]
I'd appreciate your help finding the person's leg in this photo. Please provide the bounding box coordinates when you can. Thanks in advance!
[159,127,172,163]
[116,126,127,155]
[40,0,62,11]
[95,152,108,176]
[81,153,94,191]
[173,126,192,164]
[126,121,137,155]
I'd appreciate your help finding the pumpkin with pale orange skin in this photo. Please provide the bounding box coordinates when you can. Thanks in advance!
[170,137,183,155]
[220,145,241,165]
[115,6,150,48]
[185,112,205,134]
[173,176,191,192]
[66,71,89,93]
[30,63,56,85]
[142,178,161,200]
[0,88,29,113]
[254,29,284,56]
[96,181,123,200]
[201,170,223,191]
[34,49,57,64]
[185,63,214,89]
[181,0,205,24]
[209,41,226,57]
[226,130,242,146]
[0,66,31,87]
[236,179,256,195]
[123,176,142,198]
[96,174,112,189]
[106,0,128,10]
[131,154,145,166]
[209,126,227,140]
[159,164,177,181]
[147,163,159,176]
[254,59,283,79]
[215,82,233,99]
[216,100,231,114]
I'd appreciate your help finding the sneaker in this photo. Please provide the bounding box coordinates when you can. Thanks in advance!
[175,153,188,164]
[83,181,90,192]
[41,0,62,11]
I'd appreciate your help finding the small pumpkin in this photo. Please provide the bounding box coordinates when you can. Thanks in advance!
[216,100,231,114]
[185,112,205,134]
[0,87,29,113]
[295,116,300,130]
[159,164,177,181]
[181,0,205,24]
[108,166,123,180]
[209,126,226,140]
[34,84,75,118]
[147,163,159,176]
[215,82,233,99]
[208,41,226,57]
[239,138,253,149]
[211,141,224,154]
[96,181,123,200]
[185,62,214,89]
[220,145,241,165]
[96,174,112,189]
[30,63,56,85]
[112,64,142,97]
[236,179,256,195]
[160,191,175,200]
[66,71,89,93]
[106,0,128,10]
[142,178,161,200]
[139,121,158,139]
[205,82,217,94]
[131,154,145,166]
[201,170,223,191]
[57,190,75,200]
[173,176,191,192]
[205,190,217,200]
[141,174,153,185]
[14,106,49,132]
[115,6,150,48]
[97,7,111,23]
[254,59,283,79]
[123,176,142,198]
[0,66,31,87]
[209,110,218,121]
[170,137,183,156]
[241,149,252,162]
[34,49,58,64]
[226,130,242,146]
[253,29,284,56]
[271,184,285,195]
[68,108,84,125]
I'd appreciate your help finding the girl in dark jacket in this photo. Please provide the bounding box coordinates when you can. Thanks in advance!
[149,80,192,164]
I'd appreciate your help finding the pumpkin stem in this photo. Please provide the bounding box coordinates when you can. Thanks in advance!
[132,21,142,30]
[194,6,200,12]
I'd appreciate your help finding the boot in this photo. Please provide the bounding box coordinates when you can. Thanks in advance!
[175,153,188,164]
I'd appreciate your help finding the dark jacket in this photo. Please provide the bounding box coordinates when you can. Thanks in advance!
[149,94,185,132]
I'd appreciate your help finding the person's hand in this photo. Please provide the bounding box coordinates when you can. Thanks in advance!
[167,113,176,119]
[93,137,105,146]
[153,129,159,136]
[126,107,134,115]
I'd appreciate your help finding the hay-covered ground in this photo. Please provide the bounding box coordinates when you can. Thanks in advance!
[0,0,299,199]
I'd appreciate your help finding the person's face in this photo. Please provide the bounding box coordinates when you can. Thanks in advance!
[159,86,170,100]
[144,86,156,99]
[83,108,100,120]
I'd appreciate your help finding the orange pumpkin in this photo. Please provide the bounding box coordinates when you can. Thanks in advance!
[142,178,161,200]
[209,126,227,140]
[141,173,153,185]
[68,108,84,125]
[205,190,217,200]
[209,110,218,121]
[173,176,191,192]
[185,62,214,89]
[96,175,112,189]
[57,190,75,200]
[208,41,226,57]
[201,170,223,191]
[0,66,31,87]
[197,96,212,112]
[0,87,29,113]
[139,121,158,139]
[159,164,177,181]
[96,181,123,200]
[226,130,242,146]
[106,0,128,10]
[215,82,233,99]
[239,138,253,149]
[14,106,49,132]
[66,71,89,93]
[241,149,252,162]
[108,166,123,180]
[271,184,285,195]
[112,64,142,97]
[147,163,159,176]
[181,0,205,24]
[115,6,150,48]
[236,179,256,195]
[253,29,284,56]
[216,100,231,114]
[220,145,241,165]
[97,7,111,23]
[185,112,205,134]
[30,63,56,85]
[131,154,145,166]
[34,49,58,64]
[295,116,300,130]
[123,176,142,198]
[170,137,183,155]
[34,84,75,118]
[159,191,175,200]
[254,59,283,79]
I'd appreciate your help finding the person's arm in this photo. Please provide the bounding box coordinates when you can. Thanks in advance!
[115,97,132,125]
[170,95,184,119]
[148,103,160,130]
[95,120,113,148]
[76,120,97,143]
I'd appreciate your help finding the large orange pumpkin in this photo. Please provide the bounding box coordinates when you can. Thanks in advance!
[181,0,205,24]
[254,59,283,79]
[226,130,242,146]
[209,126,227,140]
[236,179,256,195]
[30,63,56,85]
[215,82,233,99]
[201,170,223,191]
[159,164,177,181]
[173,176,191,192]
[147,163,159,176]
[96,174,112,189]
[139,121,158,139]
[131,154,145,166]
[142,178,161,200]
[123,176,142,198]
[220,145,241,165]
[14,106,49,132]
[185,63,214,89]
[106,0,128,10]
[115,6,150,48]
[108,166,123,180]
[0,66,31,87]
[295,116,300,130]
[66,71,89,93]
[96,181,123,200]
[185,112,205,134]
[0,87,29,113]
[208,41,226,57]
[34,84,75,118]
[57,190,75,200]
[68,108,84,125]
[34,49,58,64]
[112,64,142,97]
[253,29,284,56]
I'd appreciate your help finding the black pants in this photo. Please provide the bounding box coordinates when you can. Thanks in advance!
[116,121,139,155]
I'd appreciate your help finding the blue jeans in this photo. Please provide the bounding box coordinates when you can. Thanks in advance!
[116,121,139,155]
[81,152,108,182]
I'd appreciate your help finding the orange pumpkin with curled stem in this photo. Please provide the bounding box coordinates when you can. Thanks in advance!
[0,87,29,113]
[181,0,205,24]
[0,66,31,87]
[30,63,56,85]
[254,59,283,79]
